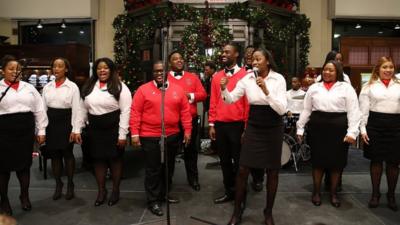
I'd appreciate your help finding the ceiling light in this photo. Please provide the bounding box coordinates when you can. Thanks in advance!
[79,30,85,34]
[58,29,63,34]
[60,19,67,29]
[36,20,43,29]
[395,24,400,30]
[334,33,341,38]
[378,30,383,34]
[355,23,361,29]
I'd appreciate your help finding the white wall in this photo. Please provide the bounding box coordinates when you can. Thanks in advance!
[330,0,400,19]
[95,0,124,59]
[300,0,332,68]
[0,0,98,19]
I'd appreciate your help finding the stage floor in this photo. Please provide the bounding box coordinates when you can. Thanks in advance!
[5,146,400,225]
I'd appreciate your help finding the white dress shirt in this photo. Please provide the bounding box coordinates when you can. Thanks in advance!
[296,81,361,139]
[0,80,48,135]
[286,89,305,114]
[316,73,351,84]
[222,70,287,115]
[81,81,132,140]
[359,79,400,134]
[42,78,82,133]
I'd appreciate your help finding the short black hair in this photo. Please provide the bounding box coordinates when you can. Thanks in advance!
[225,42,240,54]
[1,55,18,69]
[168,50,183,62]
[324,50,339,64]
[204,61,216,71]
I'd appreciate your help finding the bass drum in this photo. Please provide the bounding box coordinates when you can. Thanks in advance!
[281,140,291,166]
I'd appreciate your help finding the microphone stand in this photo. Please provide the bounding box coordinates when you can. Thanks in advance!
[160,25,171,225]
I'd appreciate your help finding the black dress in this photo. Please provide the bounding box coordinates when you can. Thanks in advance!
[364,111,400,162]
[240,105,283,169]
[0,112,35,172]
[307,111,349,168]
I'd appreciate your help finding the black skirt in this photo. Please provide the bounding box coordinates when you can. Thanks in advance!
[87,110,122,160]
[364,111,400,162]
[44,107,73,158]
[240,105,283,169]
[307,111,349,169]
[0,112,35,172]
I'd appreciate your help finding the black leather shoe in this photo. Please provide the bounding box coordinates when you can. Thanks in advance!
[19,195,32,211]
[1,198,13,216]
[214,194,234,204]
[330,194,341,208]
[108,191,120,206]
[94,190,107,207]
[148,204,163,216]
[251,181,263,192]
[190,180,201,191]
[167,196,180,204]
[53,181,63,200]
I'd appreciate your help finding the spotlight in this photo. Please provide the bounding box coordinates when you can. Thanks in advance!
[58,29,63,34]
[355,23,361,29]
[334,33,341,38]
[395,24,400,30]
[61,19,67,29]
[37,20,43,29]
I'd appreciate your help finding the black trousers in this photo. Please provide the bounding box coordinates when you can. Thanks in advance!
[183,116,199,183]
[141,134,180,206]
[215,121,245,194]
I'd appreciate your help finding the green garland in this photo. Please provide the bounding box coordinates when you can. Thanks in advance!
[113,2,310,90]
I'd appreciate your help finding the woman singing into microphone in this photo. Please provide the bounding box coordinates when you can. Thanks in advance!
[221,48,287,225]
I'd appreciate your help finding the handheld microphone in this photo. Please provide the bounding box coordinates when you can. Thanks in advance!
[253,67,259,78]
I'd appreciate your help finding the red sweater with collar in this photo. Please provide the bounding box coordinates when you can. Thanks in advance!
[167,71,207,117]
[130,81,192,137]
[208,68,249,124]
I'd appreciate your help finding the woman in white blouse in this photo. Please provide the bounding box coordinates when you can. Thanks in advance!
[359,56,399,211]
[78,58,132,207]
[297,60,360,208]
[42,58,81,201]
[0,55,48,215]
[222,48,287,225]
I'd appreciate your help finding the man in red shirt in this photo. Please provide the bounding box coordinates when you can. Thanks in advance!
[209,43,249,204]
[130,61,192,216]
[167,51,206,191]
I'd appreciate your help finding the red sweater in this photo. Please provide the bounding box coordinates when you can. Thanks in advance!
[208,68,249,124]
[168,71,207,117]
[130,81,192,137]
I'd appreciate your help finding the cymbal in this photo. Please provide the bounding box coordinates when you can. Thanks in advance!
[292,95,305,100]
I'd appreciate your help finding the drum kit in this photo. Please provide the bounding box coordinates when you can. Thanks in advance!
[281,108,311,172]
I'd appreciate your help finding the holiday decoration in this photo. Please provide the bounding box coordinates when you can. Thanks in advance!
[113,1,310,91]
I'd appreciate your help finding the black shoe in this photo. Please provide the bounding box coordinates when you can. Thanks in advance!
[190,180,201,191]
[53,181,63,200]
[387,193,398,212]
[251,181,263,192]
[108,191,120,206]
[368,193,381,208]
[330,194,341,208]
[311,193,321,206]
[19,195,32,211]
[94,190,107,207]
[0,198,13,216]
[214,194,234,204]
[167,196,180,204]
[65,182,74,200]
[148,204,163,216]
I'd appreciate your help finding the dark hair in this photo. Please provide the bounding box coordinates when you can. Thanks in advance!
[204,61,216,71]
[1,55,18,69]
[254,47,278,71]
[168,50,183,63]
[324,50,339,64]
[320,60,344,82]
[225,42,240,55]
[153,60,164,67]
[81,57,122,100]
[245,45,255,50]
[50,57,72,80]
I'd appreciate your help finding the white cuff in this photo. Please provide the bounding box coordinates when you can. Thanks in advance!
[189,93,195,104]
